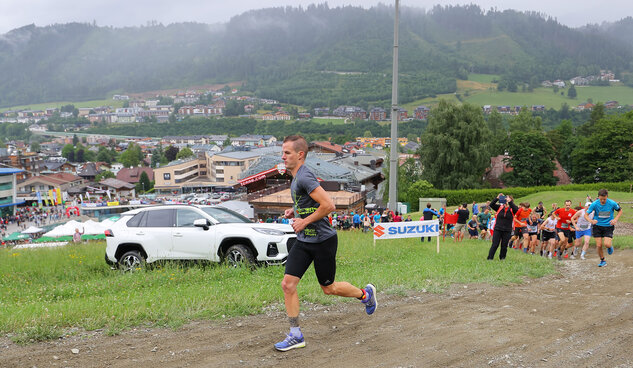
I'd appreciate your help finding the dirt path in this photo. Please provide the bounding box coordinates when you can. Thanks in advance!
[3,249,633,368]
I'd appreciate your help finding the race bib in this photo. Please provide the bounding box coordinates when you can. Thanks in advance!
[598,211,610,218]
[561,223,569,229]
[579,224,589,230]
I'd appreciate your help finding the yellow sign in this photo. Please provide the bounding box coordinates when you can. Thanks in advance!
[107,201,120,206]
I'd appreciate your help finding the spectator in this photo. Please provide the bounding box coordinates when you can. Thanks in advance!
[421,203,440,242]
[454,203,470,242]
[467,215,479,239]
[487,194,518,260]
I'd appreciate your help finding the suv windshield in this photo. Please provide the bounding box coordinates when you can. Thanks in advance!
[201,207,252,224]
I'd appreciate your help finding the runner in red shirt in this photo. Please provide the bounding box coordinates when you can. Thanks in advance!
[553,200,576,260]
[513,203,532,252]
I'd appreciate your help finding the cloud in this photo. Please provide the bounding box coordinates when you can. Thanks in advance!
[0,0,631,34]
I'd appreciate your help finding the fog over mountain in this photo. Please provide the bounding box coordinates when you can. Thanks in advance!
[0,4,632,108]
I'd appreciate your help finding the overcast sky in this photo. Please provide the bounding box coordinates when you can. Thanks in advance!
[1,0,630,34]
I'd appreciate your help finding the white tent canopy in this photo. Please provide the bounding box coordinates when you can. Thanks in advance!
[42,220,84,237]
[21,226,44,234]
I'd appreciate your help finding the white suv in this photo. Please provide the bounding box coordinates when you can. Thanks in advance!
[104,205,296,271]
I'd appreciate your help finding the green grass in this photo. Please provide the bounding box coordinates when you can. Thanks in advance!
[468,73,501,84]
[464,84,633,109]
[0,98,124,113]
[312,117,348,124]
[0,233,556,343]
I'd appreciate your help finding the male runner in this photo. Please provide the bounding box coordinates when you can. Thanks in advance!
[275,135,377,351]
[553,200,576,260]
[571,202,593,260]
[585,189,623,267]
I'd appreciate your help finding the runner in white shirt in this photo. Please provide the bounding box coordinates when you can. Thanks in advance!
[539,212,558,259]
[571,202,594,260]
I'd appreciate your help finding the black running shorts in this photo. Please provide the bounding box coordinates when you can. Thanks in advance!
[542,230,556,242]
[556,228,573,243]
[285,234,337,286]
[592,225,614,239]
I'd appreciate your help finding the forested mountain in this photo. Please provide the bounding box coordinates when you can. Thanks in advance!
[0,4,631,108]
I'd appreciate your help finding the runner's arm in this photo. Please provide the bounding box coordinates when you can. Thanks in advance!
[584,209,596,225]
[611,207,623,225]
[291,186,335,233]
[570,211,580,228]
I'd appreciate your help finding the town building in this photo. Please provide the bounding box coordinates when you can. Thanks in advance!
[0,168,25,215]
[414,106,430,120]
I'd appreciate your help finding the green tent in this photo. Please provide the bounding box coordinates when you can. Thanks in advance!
[4,232,30,241]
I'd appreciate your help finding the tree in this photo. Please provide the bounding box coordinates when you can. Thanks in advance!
[571,112,633,183]
[223,137,232,147]
[419,101,491,189]
[95,170,115,181]
[486,109,506,156]
[165,145,179,162]
[176,147,194,160]
[151,145,166,168]
[75,148,85,163]
[97,146,116,164]
[579,102,605,136]
[119,143,143,167]
[62,144,75,161]
[72,134,79,145]
[508,107,542,133]
[501,131,557,187]
[567,84,577,98]
[136,171,152,193]
[30,142,40,152]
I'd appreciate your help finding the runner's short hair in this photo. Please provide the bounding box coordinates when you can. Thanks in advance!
[283,135,309,158]
[598,188,608,197]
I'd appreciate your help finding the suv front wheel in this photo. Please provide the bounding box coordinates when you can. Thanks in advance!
[119,250,145,272]
[225,244,255,267]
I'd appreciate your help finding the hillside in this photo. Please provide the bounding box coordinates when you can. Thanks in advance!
[0,4,631,108]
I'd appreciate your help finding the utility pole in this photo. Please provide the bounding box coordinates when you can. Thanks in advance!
[388,0,399,213]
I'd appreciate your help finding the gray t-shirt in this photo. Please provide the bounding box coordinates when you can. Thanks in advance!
[291,164,336,243]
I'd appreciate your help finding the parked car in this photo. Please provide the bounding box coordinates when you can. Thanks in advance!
[104,205,296,271]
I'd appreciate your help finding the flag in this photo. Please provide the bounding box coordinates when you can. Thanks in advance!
[48,189,55,205]
[106,190,111,200]
[56,188,62,205]
[36,191,43,208]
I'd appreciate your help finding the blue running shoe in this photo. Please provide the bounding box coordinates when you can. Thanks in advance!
[608,246,614,255]
[274,333,305,351]
[598,260,607,267]
[362,284,377,315]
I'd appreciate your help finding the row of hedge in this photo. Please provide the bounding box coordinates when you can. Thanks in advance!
[405,182,633,211]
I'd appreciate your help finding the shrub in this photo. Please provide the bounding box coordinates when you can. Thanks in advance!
[405,181,633,209]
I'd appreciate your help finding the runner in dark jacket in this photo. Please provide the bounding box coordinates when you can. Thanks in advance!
[487,193,519,260]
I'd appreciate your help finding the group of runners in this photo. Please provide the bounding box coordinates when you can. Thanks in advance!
[483,191,622,267]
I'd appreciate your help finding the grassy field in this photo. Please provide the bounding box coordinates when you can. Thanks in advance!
[311,117,348,125]
[401,75,633,113]
[0,98,124,113]
[0,232,556,343]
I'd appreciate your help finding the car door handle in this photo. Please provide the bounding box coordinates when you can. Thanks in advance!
[173,233,183,237]
[136,232,145,236]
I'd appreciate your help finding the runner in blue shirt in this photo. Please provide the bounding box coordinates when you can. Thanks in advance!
[584,189,623,267]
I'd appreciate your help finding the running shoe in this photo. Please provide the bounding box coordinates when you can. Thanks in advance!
[570,254,575,260]
[557,252,563,261]
[274,333,305,351]
[548,254,552,259]
[607,246,614,255]
[598,260,607,267]
[580,251,586,260]
[362,283,377,315]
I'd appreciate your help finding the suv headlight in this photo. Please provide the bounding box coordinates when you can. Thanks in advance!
[253,227,286,236]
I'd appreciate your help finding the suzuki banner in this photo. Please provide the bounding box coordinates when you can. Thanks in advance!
[373,220,440,240]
